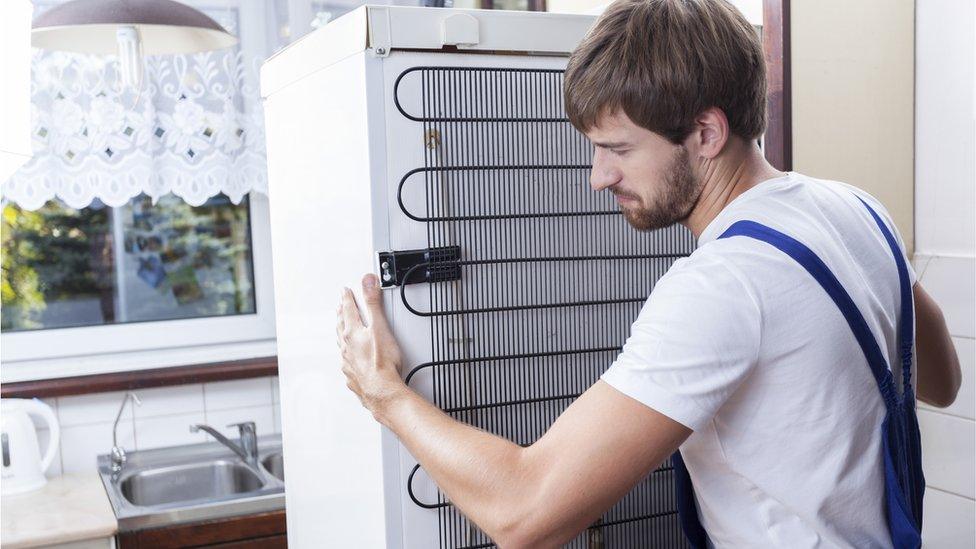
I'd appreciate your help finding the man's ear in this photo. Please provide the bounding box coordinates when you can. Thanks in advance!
[689,107,730,160]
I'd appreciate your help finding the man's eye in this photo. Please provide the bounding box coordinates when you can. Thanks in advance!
[612,149,629,156]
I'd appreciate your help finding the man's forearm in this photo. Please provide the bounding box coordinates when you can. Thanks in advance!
[376,386,538,545]
[337,279,685,547]
[914,284,962,407]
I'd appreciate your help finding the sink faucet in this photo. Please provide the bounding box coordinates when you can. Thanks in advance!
[111,392,141,473]
[190,422,258,465]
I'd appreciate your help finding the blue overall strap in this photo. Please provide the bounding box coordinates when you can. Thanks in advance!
[857,197,917,399]
[713,206,922,548]
[855,197,925,533]
[672,199,923,548]
[718,220,898,405]
[672,452,707,548]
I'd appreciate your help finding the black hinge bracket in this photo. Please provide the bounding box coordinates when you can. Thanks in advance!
[377,246,461,288]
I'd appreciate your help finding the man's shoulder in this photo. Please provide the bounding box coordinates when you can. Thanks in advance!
[693,171,890,265]
[653,240,766,306]
[683,231,789,277]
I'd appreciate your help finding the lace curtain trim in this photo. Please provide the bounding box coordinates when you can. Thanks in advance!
[2,6,268,210]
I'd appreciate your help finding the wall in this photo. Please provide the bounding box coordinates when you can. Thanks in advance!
[34,377,281,479]
[546,0,763,24]
[791,0,916,253]
[914,0,976,547]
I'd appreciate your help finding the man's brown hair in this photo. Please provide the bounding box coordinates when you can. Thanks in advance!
[564,0,767,143]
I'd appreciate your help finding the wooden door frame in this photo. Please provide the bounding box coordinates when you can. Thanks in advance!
[763,0,792,171]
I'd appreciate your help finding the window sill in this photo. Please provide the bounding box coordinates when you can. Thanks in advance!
[0,339,277,398]
[0,354,278,399]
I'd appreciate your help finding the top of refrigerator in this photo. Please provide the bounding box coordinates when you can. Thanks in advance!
[260,5,597,98]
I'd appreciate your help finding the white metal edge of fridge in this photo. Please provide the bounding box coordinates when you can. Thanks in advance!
[378,50,443,549]
[366,5,597,55]
[260,6,370,99]
[262,51,391,546]
[363,50,409,549]
[261,5,596,100]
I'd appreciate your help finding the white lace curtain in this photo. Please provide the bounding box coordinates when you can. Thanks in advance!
[1,4,269,210]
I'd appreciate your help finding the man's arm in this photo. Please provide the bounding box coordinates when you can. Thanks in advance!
[338,275,691,548]
[914,283,962,407]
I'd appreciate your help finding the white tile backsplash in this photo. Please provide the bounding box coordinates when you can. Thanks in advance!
[272,402,282,434]
[57,390,133,426]
[922,488,976,549]
[43,377,279,476]
[203,405,275,440]
[204,377,274,411]
[133,384,205,419]
[919,409,976,499]
[135,412,208,451]
[60,420,134,475]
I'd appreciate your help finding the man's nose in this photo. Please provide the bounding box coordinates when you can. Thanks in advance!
[590,152,621,192]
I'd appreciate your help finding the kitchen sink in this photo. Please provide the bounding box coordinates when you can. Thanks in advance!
[119,460,266,506]
[262,451,284,482]
[98,434,285,531]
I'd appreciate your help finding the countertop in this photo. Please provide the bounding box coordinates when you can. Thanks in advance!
[1,473,117,549]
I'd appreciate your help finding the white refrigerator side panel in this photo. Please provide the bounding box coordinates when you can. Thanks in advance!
[264,51,391,548]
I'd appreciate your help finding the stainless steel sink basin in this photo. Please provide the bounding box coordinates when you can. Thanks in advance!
[98,434,285,531]
[262,452,284,482]
[120,459,265,506]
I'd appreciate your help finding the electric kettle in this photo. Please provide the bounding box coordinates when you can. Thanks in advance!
[1,398,60,496]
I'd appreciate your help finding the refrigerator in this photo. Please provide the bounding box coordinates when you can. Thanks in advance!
[261,5,695,547]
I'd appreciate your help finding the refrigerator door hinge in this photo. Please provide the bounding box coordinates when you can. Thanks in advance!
[377,246,461,288]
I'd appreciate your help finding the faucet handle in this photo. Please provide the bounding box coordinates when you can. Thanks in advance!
[227,421,256,435]
[227,422,258,462]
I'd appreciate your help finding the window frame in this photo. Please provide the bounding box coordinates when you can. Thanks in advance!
[1,193,277,382]
[2,0,280,383]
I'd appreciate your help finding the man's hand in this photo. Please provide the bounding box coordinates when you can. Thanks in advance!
[336,273,406,423]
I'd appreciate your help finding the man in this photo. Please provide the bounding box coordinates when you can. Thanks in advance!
[336,0,962,546]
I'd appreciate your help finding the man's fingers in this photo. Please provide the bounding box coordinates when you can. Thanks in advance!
[339,287,364,329]
[361,274,391,332]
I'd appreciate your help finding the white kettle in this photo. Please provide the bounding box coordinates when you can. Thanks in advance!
[1,398,60,496]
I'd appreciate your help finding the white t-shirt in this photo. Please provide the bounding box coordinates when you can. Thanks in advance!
[602,172,914,548]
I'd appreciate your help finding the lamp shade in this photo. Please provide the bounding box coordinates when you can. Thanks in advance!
[1,0,34,184]
[31,0,237,55]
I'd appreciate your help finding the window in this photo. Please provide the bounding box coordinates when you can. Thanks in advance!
[2,193,256,332]
[1,0,279,381]
[1,193,275,378]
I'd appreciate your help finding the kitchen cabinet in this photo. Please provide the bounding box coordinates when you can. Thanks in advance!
[115,510,285,549]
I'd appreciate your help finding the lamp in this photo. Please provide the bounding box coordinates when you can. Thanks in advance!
[31,0,238,87]
[0,0,34,183]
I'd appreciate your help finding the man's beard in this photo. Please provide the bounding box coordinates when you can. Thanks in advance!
[615,145,702,231]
